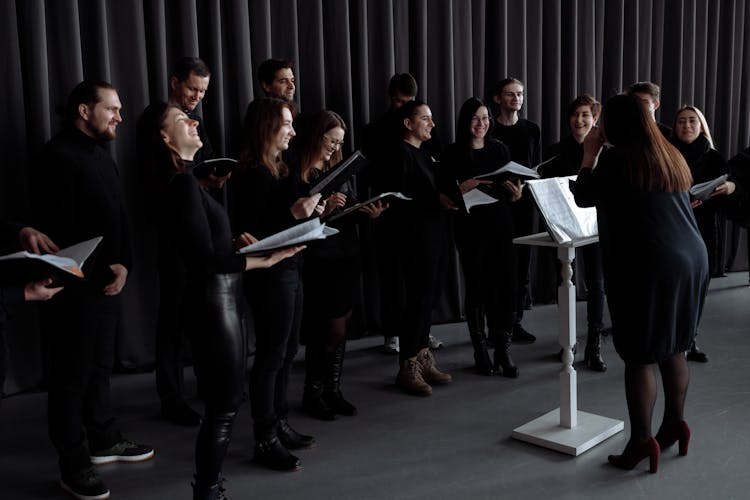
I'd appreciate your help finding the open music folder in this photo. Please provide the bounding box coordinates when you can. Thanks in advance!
[237,219,339,256]
[0,236,102,285]
[526,176,598,244]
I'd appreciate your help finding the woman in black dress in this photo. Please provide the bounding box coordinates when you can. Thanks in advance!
[575,94,709,473]
[385,100,452,396]
[152,103,301,498]
[296,110,387,419]
[670,105,736,362]
[442,98,521,377]
[228,98,323,472]
[542,94,607,372]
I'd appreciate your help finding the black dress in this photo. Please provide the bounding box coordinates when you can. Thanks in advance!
[442,140,517,334]
[574,149,709,364]
[670,135,728,276]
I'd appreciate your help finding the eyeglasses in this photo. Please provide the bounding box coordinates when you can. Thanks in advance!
[324,135,345,148]
[471,116,490,123]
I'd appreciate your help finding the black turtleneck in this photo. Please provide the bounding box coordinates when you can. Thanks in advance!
[670,134,727,185]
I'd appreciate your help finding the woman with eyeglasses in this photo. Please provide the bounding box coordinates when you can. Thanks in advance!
[295,110,387,420]
[442,97,521,377]
[383,100,452,396]
[228,97,324,472]
[669,105,735,362]
[490,77,540,345]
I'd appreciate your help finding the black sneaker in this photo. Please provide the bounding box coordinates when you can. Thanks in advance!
[60,466,110,499]
[512,324,536,344]
[90,439,154,465]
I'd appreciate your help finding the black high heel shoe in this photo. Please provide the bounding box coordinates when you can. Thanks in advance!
[608,437,660,473]
[656,420,690,456]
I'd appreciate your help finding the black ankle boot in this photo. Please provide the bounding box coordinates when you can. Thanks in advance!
[302,344,336,420]
[467,308,493,376]
[322,343,357,416]
[584,327,607,372]
[192,476,227,500]
[254,432,301,471]
[277,419,316,450]
[686,340,708,363]
[493,331,519,378]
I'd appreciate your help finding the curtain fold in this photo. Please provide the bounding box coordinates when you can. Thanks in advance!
[2,0,749,394]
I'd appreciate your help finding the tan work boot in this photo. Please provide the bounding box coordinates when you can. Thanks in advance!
[396,357,432,396]
[417,348,452,385]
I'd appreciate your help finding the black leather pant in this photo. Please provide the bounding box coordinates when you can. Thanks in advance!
[189,273,245,486]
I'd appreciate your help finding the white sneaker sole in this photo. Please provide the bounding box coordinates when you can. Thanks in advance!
[60,480,110,500]
[90,449,155,465]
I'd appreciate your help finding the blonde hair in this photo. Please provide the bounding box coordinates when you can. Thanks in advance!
[674,105,714,148]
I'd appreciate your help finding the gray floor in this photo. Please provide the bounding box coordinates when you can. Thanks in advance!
[2,272,750,500]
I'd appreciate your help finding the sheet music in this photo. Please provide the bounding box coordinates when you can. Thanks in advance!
[462,189,499,211]
[238,219,339,254]
[0,236,102,277]
[690,174,728,201]
[474,161,540,179]
[526,176,597,244]
[328,192,410,222]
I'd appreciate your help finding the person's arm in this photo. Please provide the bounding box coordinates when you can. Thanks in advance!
[574,128,606,208]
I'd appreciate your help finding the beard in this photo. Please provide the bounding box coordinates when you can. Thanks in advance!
[86,120,116,141]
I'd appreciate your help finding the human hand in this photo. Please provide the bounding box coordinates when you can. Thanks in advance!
[581,127,604,168]
[291,193,323,219]
[439,193,459,210]
[711,181,736,197]
[103,264,128,296]
[24,278,63,301]
[503,179,524,202]
[234,232,259,250]
[690,199,703,209]
[459,178,493,194]
[18,227,59,255]
[322,192,347,218]
[359,200,389,219]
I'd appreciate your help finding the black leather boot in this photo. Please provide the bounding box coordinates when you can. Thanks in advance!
[467,308,493,376]
[277,418,316,450]
[192,475,227,500]
[493,331,519,378]
[686,339,708,363]
[322,343,357,416]
[254,425,301,472]
[584,326,607,372]
[302,344,336,420]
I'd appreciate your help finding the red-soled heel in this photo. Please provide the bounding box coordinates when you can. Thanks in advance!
[656,420,691,456]
[608,437,660,473]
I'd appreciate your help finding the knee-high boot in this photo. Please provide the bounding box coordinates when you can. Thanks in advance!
[302,343,336,420]
[322,342,357,416]
[467,308,493,376]
[493,330,519,378]
[584,326,607,372]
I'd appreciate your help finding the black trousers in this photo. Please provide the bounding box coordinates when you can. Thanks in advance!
[455,216,517,334]
[155,234,190,406]
[247,260,303,436]
[396,213,445,360]
[189,273,245,484]
[43,289,122,474]
[511,195,535,323]
[374,221,406,339]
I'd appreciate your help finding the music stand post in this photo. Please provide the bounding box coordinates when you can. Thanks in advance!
[511,232,624,456]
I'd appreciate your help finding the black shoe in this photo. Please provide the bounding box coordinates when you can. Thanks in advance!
[90,439,154,465]
[254,436,301,472]
[192,476,227,500]
[162,400,202,426]
[512,324,536,344]
[322,390,358,416]
[302,394,336,421]
[60,466,110,500]
[686,340,708,363]
[277,419,316,450]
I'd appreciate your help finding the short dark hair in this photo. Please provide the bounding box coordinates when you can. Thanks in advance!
[397,99,428,137]
[388,73,418,98]
[627,81,661,100]
[60,80,116,124]
[568,94,601,118]
[257,59,294,87]
[493,77,524,97]
[171,57,211,82]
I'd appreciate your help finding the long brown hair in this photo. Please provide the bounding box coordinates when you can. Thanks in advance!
[298,110,347,183]
[602,94,692,192]
[237,97,293,179]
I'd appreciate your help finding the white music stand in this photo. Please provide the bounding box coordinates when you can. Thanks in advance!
[511,232,623,456]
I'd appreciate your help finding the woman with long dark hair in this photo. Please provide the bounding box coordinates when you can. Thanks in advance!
[228,97,323,472]
[296,110,387,419]
[442,97,521,377]
[575,94,709,473]
[151,103,301,498]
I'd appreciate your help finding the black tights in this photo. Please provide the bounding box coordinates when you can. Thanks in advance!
[623,353,689,449]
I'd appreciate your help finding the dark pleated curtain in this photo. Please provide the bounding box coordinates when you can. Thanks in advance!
[2,0,749,394]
